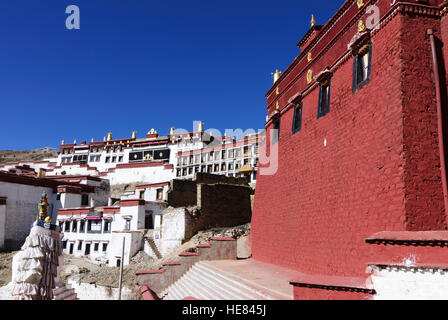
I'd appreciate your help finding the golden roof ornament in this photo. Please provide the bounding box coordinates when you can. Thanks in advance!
[311,14,316,27]
[307,52,313,62]
[357,0,364,9]
[132,131,136,139]
[271,69,282,84]
[38,191,50,223]
[358,20,366,33]
[307,69,313,84]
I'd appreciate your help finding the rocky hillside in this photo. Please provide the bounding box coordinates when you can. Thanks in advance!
[0,148,58,165]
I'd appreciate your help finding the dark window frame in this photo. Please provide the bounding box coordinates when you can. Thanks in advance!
[317,79,331,119]
[292,102,303,135]
[353,43,373,93]
[272,119,281,145]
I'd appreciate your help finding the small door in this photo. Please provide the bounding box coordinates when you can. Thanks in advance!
[85,243,91,255]
[69,243,74,255]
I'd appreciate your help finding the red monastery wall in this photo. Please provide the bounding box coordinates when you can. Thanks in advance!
[251,0,448,279]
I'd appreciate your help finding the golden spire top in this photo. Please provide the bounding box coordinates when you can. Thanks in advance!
[311,14,316,27]
[271,69,282,84]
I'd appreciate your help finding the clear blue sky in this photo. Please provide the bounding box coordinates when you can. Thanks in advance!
[0,0,343,150]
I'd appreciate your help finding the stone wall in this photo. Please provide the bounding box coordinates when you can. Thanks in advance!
[167,179,197,208]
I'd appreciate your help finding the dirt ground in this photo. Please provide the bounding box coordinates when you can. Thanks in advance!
[0,148,58,165]
[0,252,17,287]
[61,223,251,288]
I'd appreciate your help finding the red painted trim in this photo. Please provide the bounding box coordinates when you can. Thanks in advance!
[58,208,91,215]
[289,274,371,293]
[163,261,181,266]
[136,269,166,275]
[196,243,211,248]
[136,182,169,190]
[0,171,93,192]
[366,231,448,243]
[179,252,199,256]
[116,161,166,169]
[120,199,146,207]
[46,175,102,182]
[102,207,121,214]
[140,285,160,300]
[210,237,236,241]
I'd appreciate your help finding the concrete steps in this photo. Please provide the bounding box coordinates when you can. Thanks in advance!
[136,237,238,298]
[162,261,275,300]
[53,283,79,300]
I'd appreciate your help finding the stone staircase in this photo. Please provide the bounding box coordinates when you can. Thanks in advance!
[135,237,238,299]
[53,282,79,300]
[162,261,276,300]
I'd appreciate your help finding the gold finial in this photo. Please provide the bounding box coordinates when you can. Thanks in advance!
[276,102,280,110]
[37,169,44,179]
[132,131,136,139]
[307,52,313,62]
[38,192,49,223]
[357,0,364,9]
[107,132,113,141]
[307,69,313,84]
[271,69,282,84]
[198,122,204,133]
[358,20,366,33]
[170,127,175,135]
[311,14,316,27]
[276,87,279,95]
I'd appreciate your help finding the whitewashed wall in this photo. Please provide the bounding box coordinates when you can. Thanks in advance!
[67,279,136,300]
[370,265,448,300]
[0,182,56,251]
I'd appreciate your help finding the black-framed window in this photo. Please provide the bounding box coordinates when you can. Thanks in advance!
[317,80,331,119]
[272,119,280,144]
[292,103,303,134]
[353,44,372,92]
[72,221,78,233]
[104,220,111,233]
[81,194,89,207]
[80,220,85,233]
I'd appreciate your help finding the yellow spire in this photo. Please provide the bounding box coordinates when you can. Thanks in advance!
[311,14,316,27]
[271,69,282,84]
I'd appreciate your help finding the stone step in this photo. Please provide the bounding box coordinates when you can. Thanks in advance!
[200,261,291,300]
[194,262,273,300]
[162,261,274,300]
[193,263,264,300]
[55,288,76,300]
[54,284,71,296]
[173,278,190,301]
[191,264,254,300]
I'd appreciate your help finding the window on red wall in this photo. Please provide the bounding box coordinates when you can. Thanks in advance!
[292,103,303,134]
[272,119,280,144]
[317,80,331,119]
[353,43,372,92]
